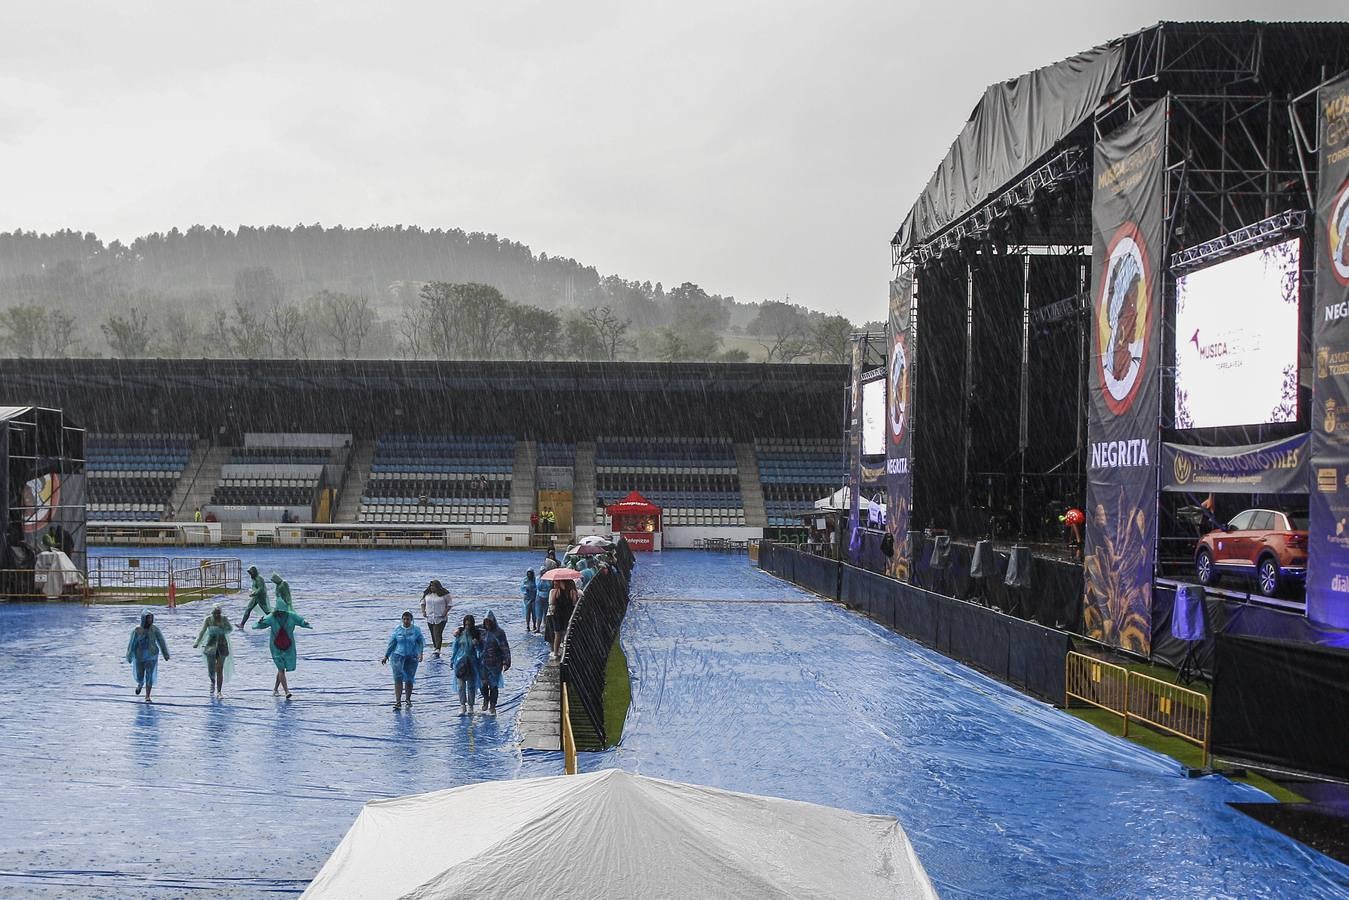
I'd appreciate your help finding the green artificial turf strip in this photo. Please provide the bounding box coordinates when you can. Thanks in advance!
[1066,707,1304,803]
[602,635,631,748]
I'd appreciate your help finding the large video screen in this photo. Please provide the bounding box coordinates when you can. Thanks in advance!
[1173,237,1300,429]
[861,378,886,457]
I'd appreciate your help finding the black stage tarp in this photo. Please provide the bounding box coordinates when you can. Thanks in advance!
[1212,634,1349,781]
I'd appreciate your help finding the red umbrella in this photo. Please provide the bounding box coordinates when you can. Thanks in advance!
[574,544,607,556]
[540,568,582,582]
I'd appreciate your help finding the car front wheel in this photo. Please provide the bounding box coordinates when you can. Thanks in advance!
[1196,549,1215,586]
[1257,556,1281,597]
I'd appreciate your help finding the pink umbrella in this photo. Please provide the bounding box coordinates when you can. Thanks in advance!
[539,568,582,582]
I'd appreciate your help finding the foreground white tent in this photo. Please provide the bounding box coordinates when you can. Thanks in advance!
[303,769,937,899]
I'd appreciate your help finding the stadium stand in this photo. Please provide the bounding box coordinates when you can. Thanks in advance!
[756,438,845,527]
[86,433,194,522]
[592,436,744,527]
[359,435,514,525]
[206,435,351,522]
[537,442,577,467]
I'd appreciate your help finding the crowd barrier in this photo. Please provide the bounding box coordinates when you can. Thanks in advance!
[910,538,1083,632]
[1065,651,1211,767]
[761,544,1071,703]
[559,567,631,749]
[1212,635,1349,781]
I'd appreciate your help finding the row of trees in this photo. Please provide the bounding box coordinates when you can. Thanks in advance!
[0,280,856,363]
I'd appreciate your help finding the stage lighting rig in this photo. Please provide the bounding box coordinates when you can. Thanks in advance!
[1169,209,1306,271]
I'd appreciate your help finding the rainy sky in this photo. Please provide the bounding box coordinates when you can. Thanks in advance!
[1,0,1343,323]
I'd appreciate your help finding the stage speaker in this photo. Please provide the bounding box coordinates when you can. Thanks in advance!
[929,535,951,569]
[1172,584,1208,641]
[1005,545,1032,589]
[969,540,992,578]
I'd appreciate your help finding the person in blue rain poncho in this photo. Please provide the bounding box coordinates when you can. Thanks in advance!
[193,603,234,698]
[521,569,539,633]
[579,558,596,590]
[382,611,425,710]
[270,572,296,613]
[125,609,170,702]
[237,565,270,628]
[254,604,312,699]
[449,613,482,716]
[477,610,511,716]
[531,571,548,634]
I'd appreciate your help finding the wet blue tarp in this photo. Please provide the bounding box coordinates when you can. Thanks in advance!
[590,553,1349,899]
[0,548,563,895]
[2,548,1346,897]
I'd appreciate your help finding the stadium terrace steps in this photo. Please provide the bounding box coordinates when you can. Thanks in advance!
[509,441,537,526]
[573,442,598,526]
[176,444,230,520]
[335,439,376,524]
[164,439,208,519]
[735,443,767,527]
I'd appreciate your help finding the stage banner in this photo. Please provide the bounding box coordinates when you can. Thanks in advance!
[847,337,864,564]
[1308,75,1349,628]
[1162,434,1308,494]
[1083,100,1165,655]
[886,271,914,580]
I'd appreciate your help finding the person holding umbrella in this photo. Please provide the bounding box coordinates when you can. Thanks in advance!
[542,568,582,660]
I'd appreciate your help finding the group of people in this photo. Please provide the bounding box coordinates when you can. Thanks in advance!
[124,566,311,702]
[530,507,558,533]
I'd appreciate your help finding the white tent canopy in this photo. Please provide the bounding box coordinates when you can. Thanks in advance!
[304,769,937,899]
[815,487,884,517]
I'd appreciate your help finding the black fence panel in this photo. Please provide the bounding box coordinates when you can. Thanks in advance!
[559,568,630,748]
[1212,635,1349,781]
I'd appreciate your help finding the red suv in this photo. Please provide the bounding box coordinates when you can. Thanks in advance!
[1195,508,1307,597]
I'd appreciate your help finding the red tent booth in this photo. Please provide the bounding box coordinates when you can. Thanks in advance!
[606,490,662,552]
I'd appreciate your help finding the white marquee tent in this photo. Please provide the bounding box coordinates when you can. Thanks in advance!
[303,769,937,899]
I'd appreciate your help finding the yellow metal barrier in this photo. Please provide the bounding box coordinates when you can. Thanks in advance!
[561,682,578,775]
[1065,651,1211,768]
[1127,671,1211,768]
[1065,651,1130,727]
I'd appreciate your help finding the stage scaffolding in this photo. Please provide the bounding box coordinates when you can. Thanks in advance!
[887,20,1349,549]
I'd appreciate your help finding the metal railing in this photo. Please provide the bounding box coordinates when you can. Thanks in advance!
[558,568,631,749]
[561,683,578,775]
[1065,651,1211,767]
[88,556,242,596]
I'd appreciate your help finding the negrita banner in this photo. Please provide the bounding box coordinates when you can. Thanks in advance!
[886,269,914,580]
[1307,74,1349,629]
[1082,100,1165,655]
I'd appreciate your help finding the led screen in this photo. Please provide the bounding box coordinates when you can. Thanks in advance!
[861,378,886,457]
[1173,237,1300,429]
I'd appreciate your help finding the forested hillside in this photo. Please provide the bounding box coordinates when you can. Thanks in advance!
[0,225,857,362]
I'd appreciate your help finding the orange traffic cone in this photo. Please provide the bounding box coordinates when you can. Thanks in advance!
[168,578,177,609]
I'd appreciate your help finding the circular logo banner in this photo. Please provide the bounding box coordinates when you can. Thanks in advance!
[1095,221,1153,416]
[889,334,908,443]
[1329,178,1349,287]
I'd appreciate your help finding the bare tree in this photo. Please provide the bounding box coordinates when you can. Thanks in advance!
[581,305,630,361]
[314,290,373,358]
[271,301,314,359]
[101,307,157,358]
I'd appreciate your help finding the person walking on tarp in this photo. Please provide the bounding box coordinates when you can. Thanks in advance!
[126,609,170,703]
[477,610,511,715]
[193,603,234,698]
[270,572,296,613]
[547,578,578,661]
[449,613,483,716]
[521,570,539,633]
[238,565,271,628]
[531,570,548,635]
[421,579,452,657]
[382,611,425,711]
[255,603,312,700]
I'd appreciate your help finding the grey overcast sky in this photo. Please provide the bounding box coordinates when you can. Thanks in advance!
[1,1,1344,323]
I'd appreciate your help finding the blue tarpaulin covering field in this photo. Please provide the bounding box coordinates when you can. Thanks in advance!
[0,548,1345,897]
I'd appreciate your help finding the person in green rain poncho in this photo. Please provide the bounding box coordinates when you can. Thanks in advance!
[254,604,312,699]
[193,603,234,698]
[270,572,296,613]
[237,565,270,628]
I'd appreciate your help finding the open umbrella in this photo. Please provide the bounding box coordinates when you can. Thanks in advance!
[539,568,582,582]
[574,544,607,556]
[578,535,613,546]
